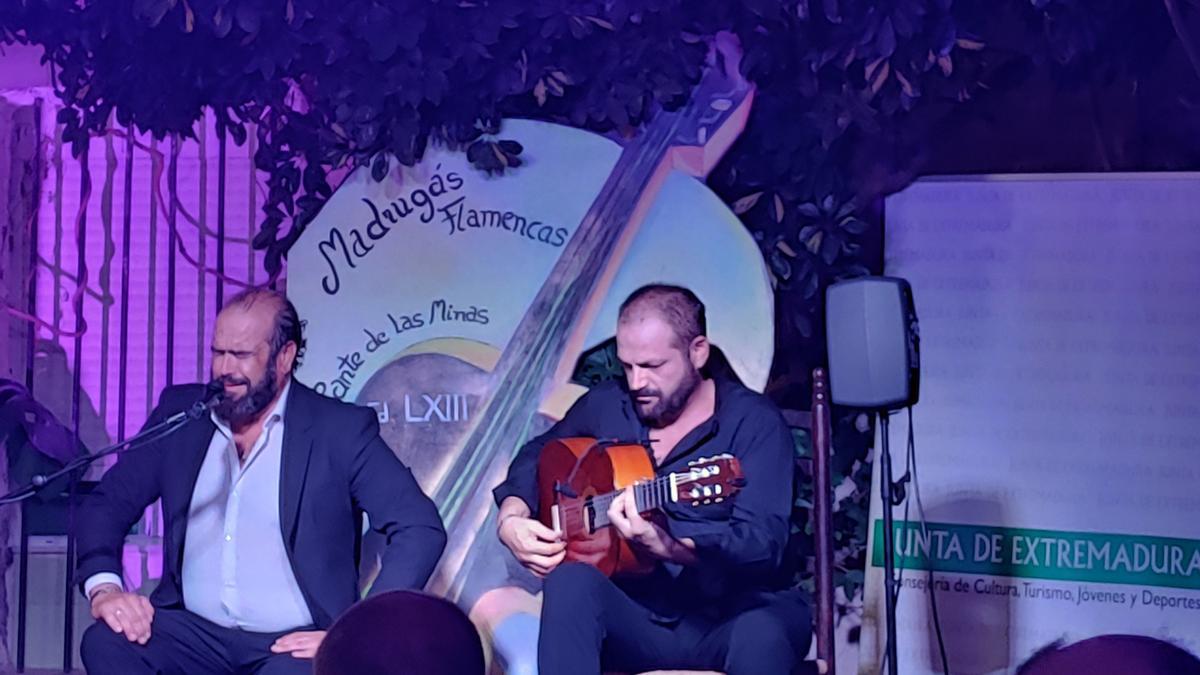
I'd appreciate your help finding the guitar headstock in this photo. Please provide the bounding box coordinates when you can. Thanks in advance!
[676,453,745,507]
[666,31,755,178]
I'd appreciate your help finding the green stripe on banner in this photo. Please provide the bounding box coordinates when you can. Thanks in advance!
[871,521,1200,590]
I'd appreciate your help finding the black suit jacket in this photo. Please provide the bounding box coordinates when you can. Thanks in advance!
[75,380,447,629]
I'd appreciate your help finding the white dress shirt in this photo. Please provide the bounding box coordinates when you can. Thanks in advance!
[86,381,314,632]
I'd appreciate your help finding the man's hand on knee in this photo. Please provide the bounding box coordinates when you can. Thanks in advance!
[271,630,327,659]
[90,584,154,645]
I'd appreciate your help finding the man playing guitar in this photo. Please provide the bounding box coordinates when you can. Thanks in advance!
[494,284,812,675]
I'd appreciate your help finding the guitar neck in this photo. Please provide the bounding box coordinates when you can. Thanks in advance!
[588,474,677,530]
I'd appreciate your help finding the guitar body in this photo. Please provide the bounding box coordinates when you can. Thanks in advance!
[537,438,656,577]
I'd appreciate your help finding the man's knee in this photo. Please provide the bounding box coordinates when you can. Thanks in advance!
[81,621,133,669]
[542,562,607,606]
[729,611,792,649]
[256,655,314,675]
[724,608,810,673]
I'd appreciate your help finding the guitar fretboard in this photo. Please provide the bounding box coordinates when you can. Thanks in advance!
[587,474,675,530]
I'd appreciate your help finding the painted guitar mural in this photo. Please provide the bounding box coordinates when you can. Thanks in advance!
[289,33,770,669]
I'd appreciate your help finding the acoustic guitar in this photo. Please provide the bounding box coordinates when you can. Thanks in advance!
[537,437,745,577]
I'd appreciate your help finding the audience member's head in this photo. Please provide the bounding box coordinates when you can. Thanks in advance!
[314,591,484,675]
[1017,635,1200,675]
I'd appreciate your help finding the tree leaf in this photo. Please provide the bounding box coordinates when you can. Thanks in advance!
[234,3,261,34]
[733,191,763,214]
[835,199,856,220]
[821,229,841,264]
[134,0,177,27]
[229,124,247,146]
[823,0,841,24]
[371,153,389,182]
[803,271,820,300]
[895,69,916,97]
[865,57,886,81]
[769,249,793,280]
[869,60,891,95]
[876,17,896,59]
[806,230,823,254]
[213,5,233,38]
[938,54,953,76]
[840,217,868,234]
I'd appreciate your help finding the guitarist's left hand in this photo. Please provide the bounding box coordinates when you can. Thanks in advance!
[609,487,697,565]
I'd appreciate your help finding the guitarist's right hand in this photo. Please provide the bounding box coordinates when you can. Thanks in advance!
[497,497,566,577]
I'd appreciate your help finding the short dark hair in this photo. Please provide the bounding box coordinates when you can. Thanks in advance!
[1017,636,1200,675]
[221,288,306,369]
[618,284,707,347]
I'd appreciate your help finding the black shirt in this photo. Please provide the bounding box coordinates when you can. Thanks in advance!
[493,376,801,617]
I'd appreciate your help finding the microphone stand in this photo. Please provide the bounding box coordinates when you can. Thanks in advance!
[878,410,899,675]
[0,393,221,506]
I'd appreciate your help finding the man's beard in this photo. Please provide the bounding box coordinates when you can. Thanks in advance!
[632,366,701,428]
[213,358,280,427]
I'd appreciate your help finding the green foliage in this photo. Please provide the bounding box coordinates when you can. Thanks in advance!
[3,0,1172,299]
[3,0,1183,608]
[573,338,626,389]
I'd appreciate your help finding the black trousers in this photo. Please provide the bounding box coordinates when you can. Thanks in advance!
[538,562,813,675]
[81,607,314,675]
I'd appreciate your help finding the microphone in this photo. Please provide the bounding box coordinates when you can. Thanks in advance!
[186,379,227,419]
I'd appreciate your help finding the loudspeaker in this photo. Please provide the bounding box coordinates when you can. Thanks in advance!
[825,276,920,410]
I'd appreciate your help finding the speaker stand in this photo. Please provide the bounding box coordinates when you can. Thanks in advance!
[878,411,900,675]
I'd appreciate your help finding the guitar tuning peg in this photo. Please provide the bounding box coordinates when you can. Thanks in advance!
[715,497,724,503]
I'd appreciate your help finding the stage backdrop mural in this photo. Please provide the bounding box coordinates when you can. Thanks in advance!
[288,57,775,668]
[859,173,1200,674]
